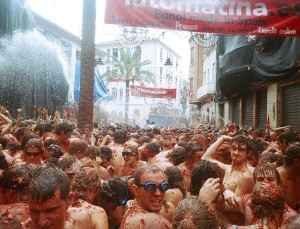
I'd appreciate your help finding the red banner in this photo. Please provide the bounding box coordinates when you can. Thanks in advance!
[130,85,176,98]
[105,0,300,37]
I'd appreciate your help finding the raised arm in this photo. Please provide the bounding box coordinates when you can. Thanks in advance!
[201,135,232,171]
[0,107,13,135]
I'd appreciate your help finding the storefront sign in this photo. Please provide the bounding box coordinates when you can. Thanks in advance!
[130,85,176,98]
[105,0,300,37]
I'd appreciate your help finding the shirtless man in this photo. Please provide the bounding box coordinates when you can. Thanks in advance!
[67,167,108,229]
[202,135,254,224]
[24,138,44,166]
[278,142,300,211]
[177,142,203,192]
[0,164,36,223]
[53,122,74,154]
[120,165,172,228]
[110,130,126,175]
[117,145,147,177]
[24,164,70,229]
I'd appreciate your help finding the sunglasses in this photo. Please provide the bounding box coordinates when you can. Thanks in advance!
[26,152,41,157]
[122,152,135,157]
[139,181,170,193]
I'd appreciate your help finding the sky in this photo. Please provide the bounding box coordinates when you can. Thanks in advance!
[28,0,190,77]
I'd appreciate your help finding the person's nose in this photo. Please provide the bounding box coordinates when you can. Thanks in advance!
[38,213,49,227]
[152,187,163,196]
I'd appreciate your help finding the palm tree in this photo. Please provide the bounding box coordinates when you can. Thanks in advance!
[77,0,96,130]
[103,48,155,123]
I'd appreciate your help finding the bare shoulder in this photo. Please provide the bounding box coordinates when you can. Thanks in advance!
[125,213,172,229]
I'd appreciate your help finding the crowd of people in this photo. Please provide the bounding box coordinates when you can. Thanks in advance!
[0,105,300,229]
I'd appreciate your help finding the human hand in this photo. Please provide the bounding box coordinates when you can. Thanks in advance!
[93,156,102,168]
[199,178,221,203]
[17,108,22,115]
[43,108,48,115]
[90,134,96,145]
[107,165,115,177]
[223,189,240,208]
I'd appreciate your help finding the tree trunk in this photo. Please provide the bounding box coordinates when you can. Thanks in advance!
[77,0,96,130]
[125,79,130,123]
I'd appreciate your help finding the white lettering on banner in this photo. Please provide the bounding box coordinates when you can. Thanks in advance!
[258,27,277,34]
[280,28,296,35]
[132,86,167,95]
[124,0,267,17]
[176,22,198,30]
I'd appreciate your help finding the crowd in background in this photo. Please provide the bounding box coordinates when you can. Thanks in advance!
[0,105,300,229]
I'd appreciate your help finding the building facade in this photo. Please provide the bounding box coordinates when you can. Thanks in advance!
[96,38,183,126]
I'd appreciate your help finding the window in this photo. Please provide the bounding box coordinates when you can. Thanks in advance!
[203,71,206,84]
[160,48,163,62]
[207,69,210,84]
[119,89,123,103]
[212,62,216,79]
[190,46,195,64]
[112,48,118,59]
[112,88,117,101]
[106,49,110,61]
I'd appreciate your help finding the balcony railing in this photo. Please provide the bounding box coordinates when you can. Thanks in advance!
[197,82,215,99]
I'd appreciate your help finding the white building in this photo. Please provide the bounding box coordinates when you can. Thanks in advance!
[96,38,183,126]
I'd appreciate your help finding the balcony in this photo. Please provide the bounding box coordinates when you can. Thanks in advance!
[197,82,215,101]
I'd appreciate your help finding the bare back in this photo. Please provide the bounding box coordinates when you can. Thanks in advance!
[66,200,108,229]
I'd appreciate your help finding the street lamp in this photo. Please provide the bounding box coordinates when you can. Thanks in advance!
[95,58,105,65]
[164,57,173,66]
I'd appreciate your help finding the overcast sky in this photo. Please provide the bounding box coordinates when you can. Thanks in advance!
[29,0,190,77]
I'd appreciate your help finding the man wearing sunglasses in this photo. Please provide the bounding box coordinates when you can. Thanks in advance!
[120,165,172,229]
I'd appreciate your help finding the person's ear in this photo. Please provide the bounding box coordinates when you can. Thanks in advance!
[131,184,140,198]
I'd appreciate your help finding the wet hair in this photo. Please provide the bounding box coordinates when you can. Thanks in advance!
[24,138,44,154]
[33,123,45,137]
[101,178,129,203]
[29,164,69,202]
[185,142,203,161]
[169,146,186,166]
[139,136,151,145]
[0,151,9,170]
[277,131,298,145]
[54,122,74,135]
[87,145,100,159]
[253,164,282,185]
[60,156,80,172]
[43,138,59,148]
[46,144,63,159]
[250,184,285,222]
[0,214,22,229]
[21,133,39,150]
[67,139,88,155]
[269,154,284,167]
[114,130,126,144]
[145,142,160,156]
[173,196,219,229]
[44,123,55,133]
[0,137,7,150]
[123,144,138,154]
[6,142,21,155]
[0,164,37,192]
[231,135,254,155]
[99,146,112,160]
[164,166,186,198]
[14,127,28,141]
[286,215,300,229]
[134,164,164,186]
[285,142,300,166]
[190,160,224,195]
[70,167,100,193]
